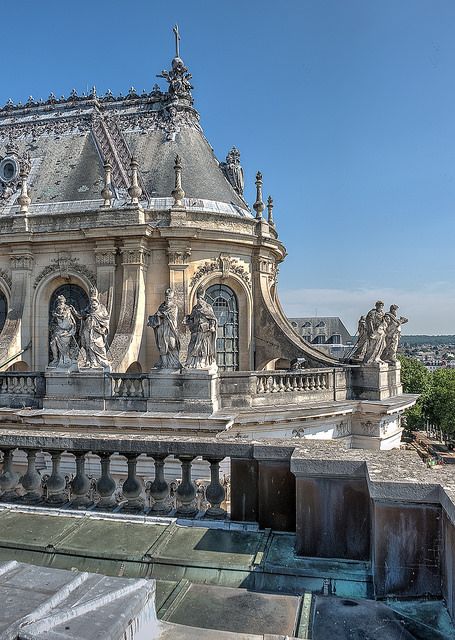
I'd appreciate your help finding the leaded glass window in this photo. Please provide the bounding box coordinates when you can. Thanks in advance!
[0,292,7,333]
[205,284,239,371]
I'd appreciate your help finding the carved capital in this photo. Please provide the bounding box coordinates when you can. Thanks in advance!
[120,246,150,266]
[10,254,33,271]
[95,248,117,267]
[167,246,191,267]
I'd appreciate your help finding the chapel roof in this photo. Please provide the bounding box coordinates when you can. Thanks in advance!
[0,48,250,216]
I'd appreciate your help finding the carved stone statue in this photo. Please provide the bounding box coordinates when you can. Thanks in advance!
[351,315,367,362]
[71,289,110,369]
[382,304,408,364]
[49,295,79,368]
[183,287,218,370]
[148,288,181,369]
[351,301,387,365]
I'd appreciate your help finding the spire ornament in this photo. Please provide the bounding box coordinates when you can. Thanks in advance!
[171,155,185,207]
[101,161,113,208]
[220,147,244,196]
[253,172,265,220]
[128,156,142,205]
[17,167,31,213]
[158,26,193,101]
[267,196,275,227]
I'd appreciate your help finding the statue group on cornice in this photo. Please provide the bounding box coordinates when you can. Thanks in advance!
[148,286,218,371]
[351,301,408,365]
[49,288,111,371]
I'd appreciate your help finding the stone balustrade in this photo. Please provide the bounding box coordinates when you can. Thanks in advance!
[110,373,148,398]
[220,367,348,408]
[0,372,46,408]
[0,434,294,525]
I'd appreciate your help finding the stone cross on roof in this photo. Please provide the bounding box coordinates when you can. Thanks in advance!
[173,24,181,58]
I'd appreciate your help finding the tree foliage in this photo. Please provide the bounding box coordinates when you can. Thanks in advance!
[398,355,455,438]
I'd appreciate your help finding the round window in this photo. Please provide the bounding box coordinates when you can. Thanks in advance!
[0,157,18,183]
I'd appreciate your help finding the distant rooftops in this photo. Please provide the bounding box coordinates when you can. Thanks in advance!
[288,316,353,346]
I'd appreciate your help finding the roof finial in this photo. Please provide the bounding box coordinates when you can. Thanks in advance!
[128,156,143,205]
[173,24,181,58]
[17,167,31,214]
[101,161,113,208]
[253,172,265,220]
[171,155,185,207]
[267,196,275,227]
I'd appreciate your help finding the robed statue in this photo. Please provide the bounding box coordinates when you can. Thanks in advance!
[382,304,408,364]
[183,287,218,369]
[148,288,181,369]
[71,289,110,369]
[49,295,79,368]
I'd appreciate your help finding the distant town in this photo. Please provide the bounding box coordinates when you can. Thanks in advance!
[399,335,455,371]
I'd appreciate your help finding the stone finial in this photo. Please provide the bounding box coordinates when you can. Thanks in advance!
[101,161,113,208]
[253,171,265,220]
[220,146,244,196]
[171,155,185,207]
[128,156,142,205]
[17,169,31,214]
[267,196,275,227]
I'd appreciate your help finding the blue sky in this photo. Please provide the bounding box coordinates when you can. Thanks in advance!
[1,1,454,333]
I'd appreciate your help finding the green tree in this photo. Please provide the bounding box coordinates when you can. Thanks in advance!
[397,355,431,431]
[423,368,455,439]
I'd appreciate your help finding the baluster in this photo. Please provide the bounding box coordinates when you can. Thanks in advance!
[303,375,310,391]
[284,375,291,391]
[256,377,263,394]
[309,375,316,390]
[278,375,285,392]
[0,449,19,500]
[297,375,304,390]
[321,373,327,389]
[121,453,144,511]
[271,376,279,393]
[70,452,92,508]
[175,455,197,517]
[204,457,226,519]
[95,452,117,509]
[46,450,67,505]
[291,375,298,391]
[20,449,43,503]
[314,374,320,390]
[148,454,171,514]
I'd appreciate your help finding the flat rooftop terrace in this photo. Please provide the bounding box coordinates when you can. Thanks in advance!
[0,505,452,639]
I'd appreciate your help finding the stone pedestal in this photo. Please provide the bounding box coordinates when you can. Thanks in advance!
[350,362,402,401]
[147,367,220,414]
[44,368,106,410]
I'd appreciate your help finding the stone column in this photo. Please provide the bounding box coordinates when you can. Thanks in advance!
[204,457,226,518]
[20,449,42,503]
[70,452,92,508]
[175,455,197,517]
[167,241,191,360]
[121,453,144,511]
[108,241,149,371]
[0,252,33,366]
[46,450,67,505]
[94,243,117,333]
[95,452,117,509]
[148,454,171,514]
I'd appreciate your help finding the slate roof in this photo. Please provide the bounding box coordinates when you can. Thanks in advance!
[0,59,250,215]
[288,316,353,344]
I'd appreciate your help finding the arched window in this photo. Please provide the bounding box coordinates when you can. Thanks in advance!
[0,291,7,333]
[205,284,239,371]
[48,284,89,364]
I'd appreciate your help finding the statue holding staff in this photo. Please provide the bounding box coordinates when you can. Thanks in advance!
[148,288,181,369]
